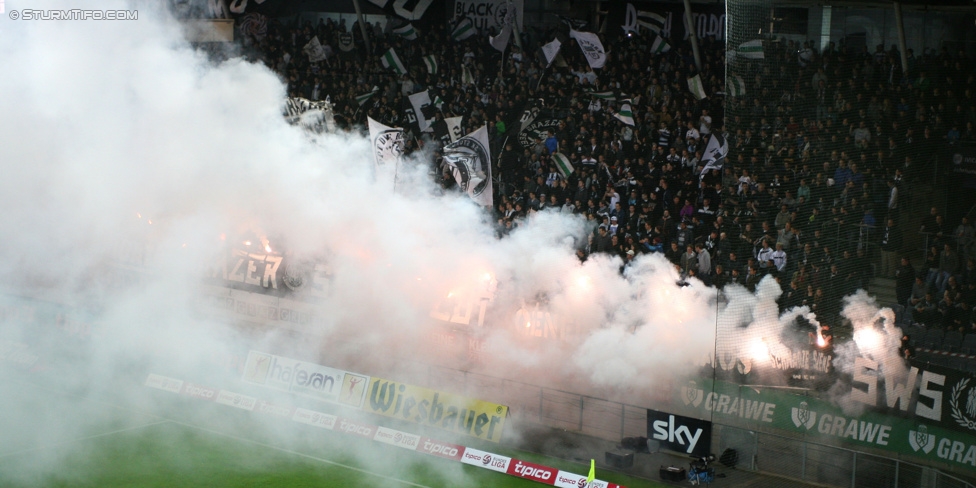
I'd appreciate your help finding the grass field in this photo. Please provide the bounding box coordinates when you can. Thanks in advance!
[0,377,664,488]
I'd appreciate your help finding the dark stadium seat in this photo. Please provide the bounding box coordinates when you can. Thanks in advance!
[943,331,964,353]
[915,351,936,364]
[962,334,976,356]
[921,329,945,350]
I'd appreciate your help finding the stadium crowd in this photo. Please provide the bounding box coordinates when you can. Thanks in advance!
[238,13,976,334]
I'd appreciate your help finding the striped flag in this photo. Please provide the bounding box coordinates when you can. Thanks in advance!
[451,17,476,41]
[737,40,764,59]
[638,10,667,33]
[461,64,475,86]
[650,35,670,54]
[728,75,746,98]
[356,88,378,106]
[381,48,406,76]
[551,152,574,179]
[614,102,634,126]
[687,74,707,100]
[589,91,616,101]
[423,54,438,74]
[433,95,444,110]
[392,23,418,41]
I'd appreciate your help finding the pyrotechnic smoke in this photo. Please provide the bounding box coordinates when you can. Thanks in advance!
[0,0,908,483]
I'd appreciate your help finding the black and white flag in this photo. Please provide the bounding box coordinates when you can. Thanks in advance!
[284,97,335,133]
[303,36,328,63]
[443,125,493,207]
[408,90,433,132]
[569,30,607,69]
[699,133,729,178]
[368,117,404,187]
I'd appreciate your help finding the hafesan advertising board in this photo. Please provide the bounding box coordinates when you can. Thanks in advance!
[242,351,369,408]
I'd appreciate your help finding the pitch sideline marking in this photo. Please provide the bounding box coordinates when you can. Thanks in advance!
[169,420,435,488]
[0,420,171,459]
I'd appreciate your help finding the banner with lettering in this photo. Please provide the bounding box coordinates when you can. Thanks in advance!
[674,371,976,472]
[609,2,725,42]
[242,351,370,408]
[364,376,509,442]
[450,0,523,33]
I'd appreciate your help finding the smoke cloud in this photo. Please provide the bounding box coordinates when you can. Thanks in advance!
[0,0,904,483]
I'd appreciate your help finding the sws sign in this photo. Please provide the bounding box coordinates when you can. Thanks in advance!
[647,409,712,456]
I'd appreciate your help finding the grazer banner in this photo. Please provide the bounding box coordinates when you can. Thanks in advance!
[647,409,712,456]
[364,376,509,442]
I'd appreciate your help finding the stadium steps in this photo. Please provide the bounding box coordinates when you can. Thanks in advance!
[867,277,898,307]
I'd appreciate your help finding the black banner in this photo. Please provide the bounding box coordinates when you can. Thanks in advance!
[951,144,976,175]
[607,1,726,42]
[647,409,712,456]
[206,248,332,300]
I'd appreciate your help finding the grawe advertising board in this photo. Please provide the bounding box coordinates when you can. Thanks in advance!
[364,376,508,442]
[675,374,976,472]
[646,409,712,456]
[241,351,369,408]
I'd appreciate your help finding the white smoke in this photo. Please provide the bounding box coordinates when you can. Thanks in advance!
[0,0,910,483]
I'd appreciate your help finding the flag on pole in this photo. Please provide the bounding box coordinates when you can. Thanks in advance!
[392,23,418,41]
[451,17,476,41]
[614,102,635,126]
[423,54,438,74]
[461,64,475,86]
[303,36,328,63]
[356,88,378,106]
[551,152,574,179]
[688,74,707,100]
[443,125,493,207]
[728,75,746,97]
[433,95,444,110]
[587,459,596,483]
[367,117,404,187]
[408,90,433,132]
[541,38,561,67]
[381,48,407,76]
[650,35,670,54]
[445,116,463,142]
[489,24,512,52]
[569,30,607,69]
[700,133,729,177]
[737,40,764,59]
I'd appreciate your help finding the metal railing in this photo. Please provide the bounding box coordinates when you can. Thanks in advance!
[716,424,976,488]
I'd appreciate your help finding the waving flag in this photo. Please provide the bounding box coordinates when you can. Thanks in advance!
[551,152,574,179]
[688,74,707,100]
[540,39,561,68]
[451,17,476,41]
[614,102,635,126]
[650,35,670,54]
[443,125,493,207]
[569,30,606,69]
[423,54,438,74]
[381,48,406,76]
[700,133,729,177]
[737,40,764,59]
[393,23,418,41]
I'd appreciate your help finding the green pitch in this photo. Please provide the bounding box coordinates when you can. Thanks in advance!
[0,379,663,488]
